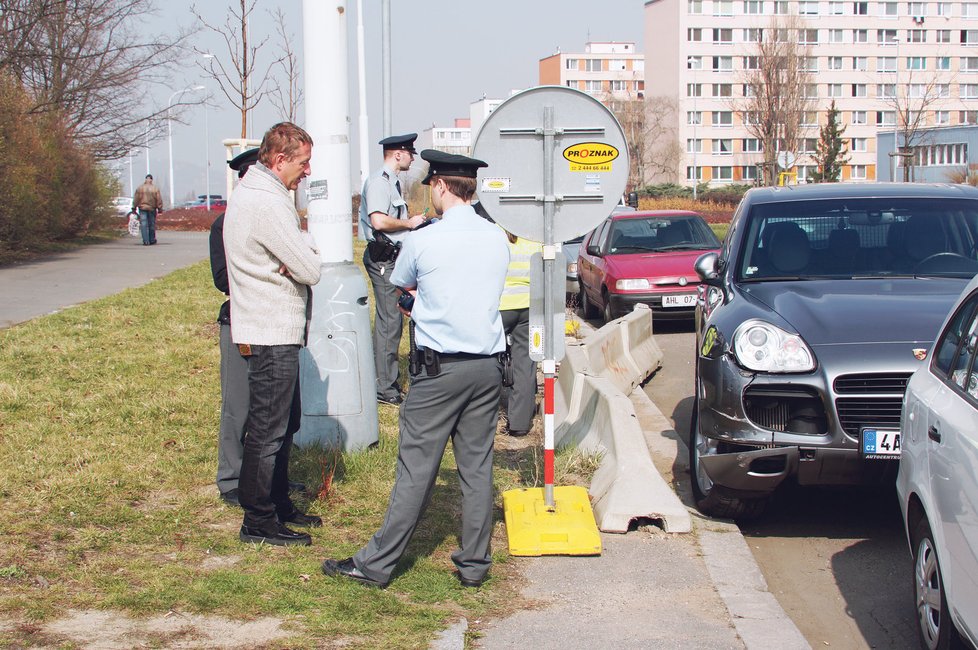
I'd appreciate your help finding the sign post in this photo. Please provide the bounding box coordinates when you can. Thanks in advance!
[474,86,628,556]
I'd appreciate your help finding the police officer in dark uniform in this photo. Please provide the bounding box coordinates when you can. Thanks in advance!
[323,150,510,588]
[359,133,428,406]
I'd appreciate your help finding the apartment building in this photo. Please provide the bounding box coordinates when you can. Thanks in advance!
[539,42,645,99]
[417,118,472,155]
[645,0,978,185]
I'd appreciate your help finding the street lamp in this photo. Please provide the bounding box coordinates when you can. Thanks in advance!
[167,85,205,208]
[200,54,214,211]
[687,56,699,200]
[890,36,902,182]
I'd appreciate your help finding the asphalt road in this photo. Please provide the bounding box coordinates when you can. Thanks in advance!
[0,231,211,329]
[641,319,918,650]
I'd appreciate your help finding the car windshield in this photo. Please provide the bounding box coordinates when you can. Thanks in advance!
[737,198,978,281]
[606,215,720,254]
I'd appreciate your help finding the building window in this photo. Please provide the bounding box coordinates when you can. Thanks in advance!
[908,56,926,70]
[713,28,733,43]
[715,111,733,127]
[802,110,819,126]
[565,80,576,88]
[744,27,763,42]
[880,1,898,15]
[851,165,867,179]
[853,0,868,13]
[687,139,702,153]
[938,83,951,97]
[801,57,819,72]
[774,0,789,12]
[712,166,733,181]
[877,110,896,126]
[828,56,843,70]
[688,111,702,125]
[744,55,760,69]
[830,1,846,13]
[714,0,734,15]
[908,1,926,15]
[565,58,579,70]
[802,84,819,98]
[909,29,926,42]
[610,80,627,92]
[877,29,898,43]
[713,83,733,97]
[829,29,845,43]
[798,137,818,153]
[965,3,978,18]
[877,56,897,72]
[937,56,951,70]
[853,56,868,70]
[799,0,819,14]
[963,56,978,71]
[960,110,978,124]
[912,143,968,166]
[851,83,867,97]
[829,83,844,97]
[688,28,703,42]
[937,1,952,15]
[687,83,703,97]
[936,110,951,124]
[962,30,978,44]
[687,166,702,181]
[713,55,733,71]
[688,0,703,13]
[744,0,764,13]
[608,59,627,71]
[937,29,952,43]
[585,59,602,72]
[744,82,757,97]
[743,138,763,152]
[851,137,868,152]
[797,166,813,182]
[688,55,703,69]
[742,166,759,181]
[584,80,602,94]
[713,139,733,155]
[853,29,868,43]
[878,83,897,98]
[800,28,819,44]
[962,83,978,98]
[852,110,867,124]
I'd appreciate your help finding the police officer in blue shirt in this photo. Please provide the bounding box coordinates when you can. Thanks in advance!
[323,150,510,589]
[359,133,428,406]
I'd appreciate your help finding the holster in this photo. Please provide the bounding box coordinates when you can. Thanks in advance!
[501,344,514,388]
[366,232,401,263]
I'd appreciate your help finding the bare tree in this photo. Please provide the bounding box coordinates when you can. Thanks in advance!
[193,0,283,139]
[732,16,815,186]
[269,7,302,123]
[0,0,193,160]
[607,94,683,189]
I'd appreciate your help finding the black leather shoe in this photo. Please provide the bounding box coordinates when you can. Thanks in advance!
[456,571,486,588]
[288,480,307,493]
[321,557,387,588]
[281,511,322,528]
[507,429,529,438]
[220,488,240,506]
[239,524,311,546]
[377,394,403,406]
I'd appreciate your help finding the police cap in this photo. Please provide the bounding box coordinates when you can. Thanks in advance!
[420,150,488,185]
[228,148,259,177]
[379,133,418,154]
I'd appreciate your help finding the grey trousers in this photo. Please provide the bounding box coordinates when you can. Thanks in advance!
[500,308,537,432]
[354,355,502,584]
[217,322,249,493]
[363,249,403,400]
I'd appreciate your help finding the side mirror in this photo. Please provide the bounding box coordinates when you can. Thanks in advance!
[586,244,602,257]
[694,252,720,282]
[627,191,639,208]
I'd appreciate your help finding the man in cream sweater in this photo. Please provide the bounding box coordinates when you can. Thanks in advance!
[224,122,322,547]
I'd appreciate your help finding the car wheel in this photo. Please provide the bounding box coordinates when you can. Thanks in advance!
[579,285,598,319]
[912,516,962,650]
[688,393,768,520]
[601,289,614,323]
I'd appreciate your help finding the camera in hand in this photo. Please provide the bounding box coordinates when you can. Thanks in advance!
[397,290,414,312]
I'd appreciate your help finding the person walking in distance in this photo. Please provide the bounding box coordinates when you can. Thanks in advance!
[132,174,163,246]
[223,123,322,546]
[358,133,428,406]
[323,150,510,588]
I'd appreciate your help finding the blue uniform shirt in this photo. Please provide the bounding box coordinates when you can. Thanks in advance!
[391,204,510,355]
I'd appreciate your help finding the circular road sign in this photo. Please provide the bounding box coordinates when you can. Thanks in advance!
[472,86,629,243]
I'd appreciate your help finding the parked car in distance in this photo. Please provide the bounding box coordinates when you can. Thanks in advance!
[112,197,132,215]
[188,199,227,211]
[563,205,636,304]
[898,273,978,650]
[577,210,720,322]
[691,183,978,520]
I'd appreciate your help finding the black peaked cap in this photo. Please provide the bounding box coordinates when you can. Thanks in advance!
[228,148,259,172]
[379,133,418,153]
[420,149,488,185]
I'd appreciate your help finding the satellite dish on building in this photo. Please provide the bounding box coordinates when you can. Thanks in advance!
[776,151,798,169]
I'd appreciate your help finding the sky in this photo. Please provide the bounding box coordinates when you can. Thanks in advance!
[119,0,645,204]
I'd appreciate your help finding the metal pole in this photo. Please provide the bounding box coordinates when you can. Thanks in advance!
[204,101,210,211]
[356,0,370,185]
[690,57,698,199]
[381,0,392,137]
[542,105,556,510]
[128,150,134,197]
[892,36,900,182]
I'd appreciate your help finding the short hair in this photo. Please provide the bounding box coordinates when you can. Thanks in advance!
[145,174,153,180]
[435,175,477,202]
[258,122,314,166]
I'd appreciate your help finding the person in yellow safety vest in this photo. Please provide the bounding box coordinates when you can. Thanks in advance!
[498,229,543,437]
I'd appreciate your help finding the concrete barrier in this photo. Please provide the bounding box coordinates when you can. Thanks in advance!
[556,305,691,534]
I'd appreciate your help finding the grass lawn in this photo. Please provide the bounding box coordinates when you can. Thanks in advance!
[0,245,597,648]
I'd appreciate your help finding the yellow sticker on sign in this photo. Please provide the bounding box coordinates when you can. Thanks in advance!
[563,142,619,172]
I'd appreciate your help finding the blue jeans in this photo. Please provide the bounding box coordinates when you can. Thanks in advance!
[138,209,156,245]
[239,344,302,531]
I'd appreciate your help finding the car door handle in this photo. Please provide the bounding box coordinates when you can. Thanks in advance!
[928,426,942,443]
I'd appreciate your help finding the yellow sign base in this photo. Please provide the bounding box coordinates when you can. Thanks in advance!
[502,486,602,556]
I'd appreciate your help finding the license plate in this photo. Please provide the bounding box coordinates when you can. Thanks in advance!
[662,294,697,308]
[861,428,901,459]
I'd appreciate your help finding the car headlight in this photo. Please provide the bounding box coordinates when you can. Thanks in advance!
[616,278,651,290]
[567,262,577,275]
[732,320,815,373]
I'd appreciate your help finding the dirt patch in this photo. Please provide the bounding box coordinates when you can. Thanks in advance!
[37,609,287,649]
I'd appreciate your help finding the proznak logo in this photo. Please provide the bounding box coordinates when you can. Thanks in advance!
[562,143,620,165]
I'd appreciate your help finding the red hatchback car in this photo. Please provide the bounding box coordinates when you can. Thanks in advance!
[577,210,721,321]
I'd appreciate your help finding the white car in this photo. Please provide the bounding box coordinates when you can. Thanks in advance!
[898,272,978,650]
[112,197,132,215]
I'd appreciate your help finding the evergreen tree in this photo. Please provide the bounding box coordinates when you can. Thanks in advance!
[810,101,850,183]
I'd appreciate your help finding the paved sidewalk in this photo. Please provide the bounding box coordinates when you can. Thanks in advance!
[0,231,210,329]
